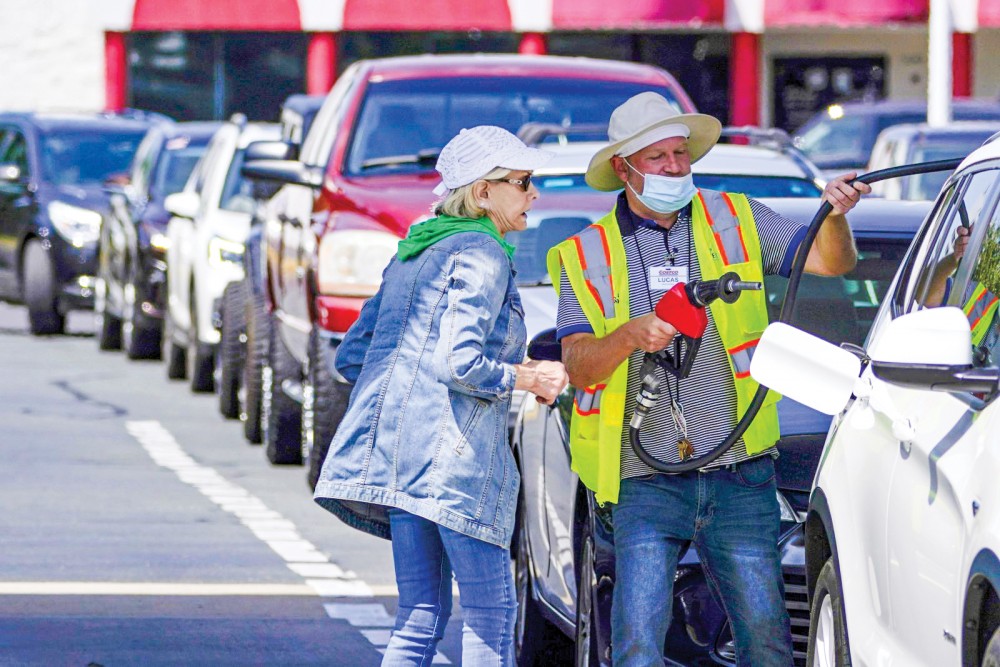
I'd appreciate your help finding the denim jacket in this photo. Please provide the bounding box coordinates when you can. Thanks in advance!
[313,232,526,548]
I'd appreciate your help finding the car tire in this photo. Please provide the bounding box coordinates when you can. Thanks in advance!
[163,307,187,380]
[304,329,351,490]
[122,273,160,360]
[513,493,561,666]
[806,558,851,667]
[22,240,65,336]
[241,274,268,445]
[94,276,122,350]
[262,315,302,465]
[217,281,245,419]
[187,295,214,393]
[575,523,604,667]
[984,625,1000,667]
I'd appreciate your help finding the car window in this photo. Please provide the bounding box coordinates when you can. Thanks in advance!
[130,133,160,197]
[765,238,910,346]
[300,64,360,167]
[39,129,145,186]
[903,135,996,201]
[0,130,28,173]
[344,77,683,176]
[508,215,593,286]
[218,148,255,213]
[906,168,1000,312]
[795,115,869,167]
[153,140,208,200]
[692,175,822,198]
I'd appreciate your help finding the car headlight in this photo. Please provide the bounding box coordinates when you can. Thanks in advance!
[776,490,805,524]
[149,232,170,252]
[317,229,399,297]
[48,201,102,247]
[208,236,245,267]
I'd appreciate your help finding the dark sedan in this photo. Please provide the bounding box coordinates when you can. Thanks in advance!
[96,121,219,357]
[508,196,933,666]
[0,111,156,334]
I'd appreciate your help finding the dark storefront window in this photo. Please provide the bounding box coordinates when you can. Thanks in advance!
[548,33,730,124]
[128,32,306,122]
[337,31,518,74]
[773,56,886,133]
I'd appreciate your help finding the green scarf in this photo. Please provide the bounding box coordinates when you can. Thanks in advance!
[397,214,515,262]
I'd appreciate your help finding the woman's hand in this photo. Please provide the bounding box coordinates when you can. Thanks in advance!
[515,359,570,405]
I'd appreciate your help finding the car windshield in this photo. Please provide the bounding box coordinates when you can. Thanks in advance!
[345,77,682,176]
[40,129,146,186]
[693,174,822,198]
[507,215,593,286]
[794,115,871,168]
[219,148,256,213]
[904,135,995,200]
[152,144,208,200]
[764,239,911,346]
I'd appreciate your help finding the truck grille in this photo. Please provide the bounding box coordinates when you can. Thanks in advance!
[783,569,810,666]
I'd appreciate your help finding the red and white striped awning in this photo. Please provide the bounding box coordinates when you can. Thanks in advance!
[96,0,999,33]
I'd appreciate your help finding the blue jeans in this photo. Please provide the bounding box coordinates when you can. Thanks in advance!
[383,508,517,667]
[610,455,793,667]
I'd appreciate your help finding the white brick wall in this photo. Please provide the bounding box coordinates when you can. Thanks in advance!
[0,0,106,112]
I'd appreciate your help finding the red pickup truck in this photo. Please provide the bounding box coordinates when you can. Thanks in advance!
[242,53,695,486]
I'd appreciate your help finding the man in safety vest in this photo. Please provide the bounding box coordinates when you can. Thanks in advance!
[548,92,869,666]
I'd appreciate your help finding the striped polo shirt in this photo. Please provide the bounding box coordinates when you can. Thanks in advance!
[556,191,807,478]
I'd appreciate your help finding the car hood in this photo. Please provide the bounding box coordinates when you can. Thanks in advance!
[41,182,112,215]
[334,173,441,237]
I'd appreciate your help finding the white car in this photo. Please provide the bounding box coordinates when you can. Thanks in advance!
[163,118,281,392]
[752,136,1000,666]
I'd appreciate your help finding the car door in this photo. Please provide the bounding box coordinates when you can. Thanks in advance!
[877,164,1000,663]
[0,126,32,294]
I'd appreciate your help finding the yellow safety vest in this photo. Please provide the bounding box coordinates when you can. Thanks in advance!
[546,190,781,505]
[962,282,999,346]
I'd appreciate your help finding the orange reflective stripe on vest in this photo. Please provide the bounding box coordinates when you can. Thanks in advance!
[698,191,751,265]
[573,225,616,319]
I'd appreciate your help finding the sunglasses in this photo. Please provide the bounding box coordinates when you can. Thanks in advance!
[488,174,533,192]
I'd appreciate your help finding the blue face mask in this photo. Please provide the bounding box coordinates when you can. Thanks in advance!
[623,158,697,214]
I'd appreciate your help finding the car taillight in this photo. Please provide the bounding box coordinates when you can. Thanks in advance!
[316,229,399,297]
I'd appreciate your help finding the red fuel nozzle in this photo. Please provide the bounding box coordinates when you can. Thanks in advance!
[650,271,762,380]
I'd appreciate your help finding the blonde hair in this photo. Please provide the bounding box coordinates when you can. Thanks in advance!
[434,167,510,218]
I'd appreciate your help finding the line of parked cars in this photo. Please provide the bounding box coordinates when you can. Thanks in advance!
[6,52,999,667]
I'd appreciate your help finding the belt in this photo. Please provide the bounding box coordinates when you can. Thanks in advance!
[696,454,766,474]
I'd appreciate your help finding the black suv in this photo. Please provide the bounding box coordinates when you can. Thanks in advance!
[0,111,158,334]
[96,121,219,357]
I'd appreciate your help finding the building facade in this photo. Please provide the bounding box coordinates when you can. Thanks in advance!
[0,0,997,132]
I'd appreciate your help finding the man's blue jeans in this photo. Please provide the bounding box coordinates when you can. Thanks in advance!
[610,455,793,666]
[383,508,517,667]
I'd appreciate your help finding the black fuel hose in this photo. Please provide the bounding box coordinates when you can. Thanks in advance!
[630,158,965,473]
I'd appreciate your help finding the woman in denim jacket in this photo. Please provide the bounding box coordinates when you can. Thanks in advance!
[314,126,568,666]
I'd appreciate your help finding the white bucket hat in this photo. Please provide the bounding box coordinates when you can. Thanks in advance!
[433,126,553,196]
[585,92,722,192]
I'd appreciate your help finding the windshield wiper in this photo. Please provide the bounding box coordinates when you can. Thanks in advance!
[360,148,440,170]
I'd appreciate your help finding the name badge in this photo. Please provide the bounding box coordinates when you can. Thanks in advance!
[649,265,688,291]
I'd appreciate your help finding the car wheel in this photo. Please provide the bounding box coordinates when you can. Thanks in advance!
[122,273,160,360]
[304,329,351,490]
[94,275,122,350]
[807,558,850,667]
[22,240,65,336]
[514,493,561,666]
[187,295,214,393]
[217,281,245,419]
[984,625,1000,667]
[575,523,603,667]
[241,275,268,444]
[262,315,302,465]
[163,307,187,380]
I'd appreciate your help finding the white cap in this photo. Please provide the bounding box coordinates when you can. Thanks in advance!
[433,126,553,196]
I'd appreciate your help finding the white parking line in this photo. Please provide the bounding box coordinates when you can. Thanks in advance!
[0,582,316,595]
[121,421,457,664]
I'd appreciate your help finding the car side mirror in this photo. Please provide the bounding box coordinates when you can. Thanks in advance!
[242,159,323,190]
[527,328,561,362]
[244,140,295,162]
[164,191,200,219]
[868,306,1000,394]
[0,162,22,183]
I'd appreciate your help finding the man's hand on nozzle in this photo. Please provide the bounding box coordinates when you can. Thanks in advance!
[822,172,872,215]
[515,359,569,405]
[954,224,972,262]
[629,312,678,353]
